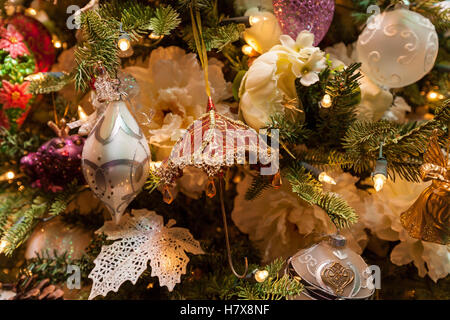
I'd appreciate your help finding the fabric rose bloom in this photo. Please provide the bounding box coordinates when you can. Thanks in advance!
[239,31,327,130]
[0,24,29,59]
[361,178,450,282]
[243,7,282,54]
[125,46,234,161]
[0,80,32,109]
[231,171,368,262]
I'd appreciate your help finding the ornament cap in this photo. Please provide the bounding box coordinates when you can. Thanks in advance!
[206,96,216,112]
[328,234,346,248]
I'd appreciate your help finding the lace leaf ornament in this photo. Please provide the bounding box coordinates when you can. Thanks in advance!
[88,209,204,299]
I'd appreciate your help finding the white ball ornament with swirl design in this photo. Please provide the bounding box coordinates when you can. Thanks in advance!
[356,8,438,89]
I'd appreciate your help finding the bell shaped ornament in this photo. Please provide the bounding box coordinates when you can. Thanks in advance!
[82,100,150,224]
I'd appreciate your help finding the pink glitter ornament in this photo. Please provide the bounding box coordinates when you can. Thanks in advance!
[272,0,335,46]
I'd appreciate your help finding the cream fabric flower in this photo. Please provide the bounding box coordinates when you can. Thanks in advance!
[243,8,281,54]
[231,171,368,263]
[239,31,327,129]
[125,46,233,160]
[361,178,450,282]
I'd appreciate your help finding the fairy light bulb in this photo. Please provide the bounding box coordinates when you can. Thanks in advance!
[77,105,88,121]
[426,91,444,102]
[25,72,44,81]
[320,94,332,108]
[254,270,269,282]
[118,35,131,51]
[0,240,8,253]
[372,143,388,192]
[318,171,336,185]
[242,44,255,56]
[53,40,62,48]
[26,8,37,16]
[6,171,15,180]
[248,15,268,25]
[149,32,163,40]
[372,173,386,192]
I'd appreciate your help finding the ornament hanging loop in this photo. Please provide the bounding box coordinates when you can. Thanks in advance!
[219,177,249,279]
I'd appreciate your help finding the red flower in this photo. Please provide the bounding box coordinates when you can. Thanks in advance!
[0,109,9,129]
[16,106,31,127]
[0,24,29,58]
[0,80,32,109]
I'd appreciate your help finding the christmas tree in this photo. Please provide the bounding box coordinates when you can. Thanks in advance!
[0,0,448,301]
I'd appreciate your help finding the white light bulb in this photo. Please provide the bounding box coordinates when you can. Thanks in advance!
[118,37,131,51]
[26,8,37,16]
[248,15,267,25]
[25,73,44,81]
[78,106,88,121]
[149,32,163,40]
[254,270,269,282]
[318,172,336,185]
[242,44,255,56]
[0,240,8,253]
[373,173,386,192]
[6,171,15,180]
[320,94,332,108]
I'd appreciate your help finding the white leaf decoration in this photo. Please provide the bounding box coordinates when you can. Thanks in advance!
[88,209,204,299]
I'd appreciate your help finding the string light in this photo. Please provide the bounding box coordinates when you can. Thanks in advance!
[0,240,8,253]
[26,7,37,16]
[320,94,332,108]
[372,142,388,192]
[77,105,88,121]
[426,90,444,102]
[53,39,62,49]
[248,15,268,26]
[318,172,337,185]
[254,269,269,282]
[149,32,164,40]
[25,72,45,81]
[242,44,256,56]
[6,171,15,180]
[118,33,131,51]
[372,173,386,192]
[0,170,16,182]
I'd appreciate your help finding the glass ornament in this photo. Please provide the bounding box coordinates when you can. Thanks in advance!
[272,0,335,46]
[287,234,375,300]
[81,100,151,224]
[356,8,438,89]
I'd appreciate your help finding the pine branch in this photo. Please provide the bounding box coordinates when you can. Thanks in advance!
[286,165,358,228]
[299,64,361,149]
[1,197,48,256]
[244,174,271,201]
[266,113,311,145]
[72,1,180,91]
[149,6,182,36]
[144,171,161,194]
[27,72,72,95]
[0,128,40,162]
[342,99,449,181]
[412,0,450,33]
[0,194,23,235]
[235,258,303,300]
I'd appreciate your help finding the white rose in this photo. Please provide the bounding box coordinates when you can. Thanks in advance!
[239,31,327,130]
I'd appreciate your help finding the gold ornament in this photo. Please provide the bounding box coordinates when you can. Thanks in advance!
[320,262,354,296]
[400,130,449,245]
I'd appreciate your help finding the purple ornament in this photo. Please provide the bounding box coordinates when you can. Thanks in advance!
[20,135,85,192]
[272,0,335,46]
